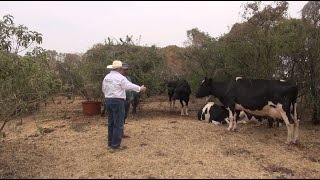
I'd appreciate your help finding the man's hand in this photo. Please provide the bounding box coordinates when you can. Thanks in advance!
[140,85,146,93]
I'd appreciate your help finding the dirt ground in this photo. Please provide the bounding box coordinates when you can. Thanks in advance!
[1,95,320,179]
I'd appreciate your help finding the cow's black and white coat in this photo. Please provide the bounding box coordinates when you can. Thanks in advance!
[197,102,230,125]
[244,112,284,128]
[167,79,191,115]
[198,102,250,125]
[196,77,299,144]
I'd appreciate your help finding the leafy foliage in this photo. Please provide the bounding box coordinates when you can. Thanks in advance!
[0,15,59,132]
[180,1,319,122]
[0,14,42,54]
[82,36,167,98]
[0,50,61,132]
[301,1,320,123]
[1,1,320,128]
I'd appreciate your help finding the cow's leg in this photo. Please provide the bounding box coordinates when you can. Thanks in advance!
[285,102,297,144]
[183,105,188,116]
[293,117,299,144]
[277,104,294,144]
[226,107,234,131]
[180,99,185,115]
[224,118,230,125]
[170,100,175,112]
[292,102,299,143]
[181,107,185,115]
[185,98,189,116]
[281,111,294,144]
[231,111,238,131]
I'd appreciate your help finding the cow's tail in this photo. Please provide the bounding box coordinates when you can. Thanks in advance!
[290,86,298,121]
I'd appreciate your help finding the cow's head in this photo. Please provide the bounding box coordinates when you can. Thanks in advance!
[167,81,177,97]
[196,77,212,98]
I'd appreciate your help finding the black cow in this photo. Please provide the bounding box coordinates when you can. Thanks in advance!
[196,77,299,144]
[167,79,191,115]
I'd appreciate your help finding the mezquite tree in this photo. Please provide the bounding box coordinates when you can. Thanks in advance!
[301,1,320,123]
[0,14,42,54]
[0,15,59,133]
[221,1,289,79]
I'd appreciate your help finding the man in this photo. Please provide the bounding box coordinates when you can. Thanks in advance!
[122,62,132,138]
[102,60,146,151]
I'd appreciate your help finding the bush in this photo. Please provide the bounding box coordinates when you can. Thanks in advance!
[0,49,61,132]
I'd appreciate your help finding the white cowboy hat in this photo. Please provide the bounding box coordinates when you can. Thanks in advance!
[107,60,123,69]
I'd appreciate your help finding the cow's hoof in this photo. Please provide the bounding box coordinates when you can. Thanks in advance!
[285,140,293,145]
[291,140,299,145]
[226,128,231,131]
[231,129,237,132]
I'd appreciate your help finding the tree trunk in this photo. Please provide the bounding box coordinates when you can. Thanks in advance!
[312,103,320,124]
[312,82,320,124]
[311,68,320,124]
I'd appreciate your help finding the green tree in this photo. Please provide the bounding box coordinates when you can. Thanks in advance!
[301,1,320,123]
[55,53,84,100]
[78,36,167,101]
[182,28,227,90]
[0,49,61,132]
[0,15,58,133]
[221,1,289,79]
[0,14,42,54]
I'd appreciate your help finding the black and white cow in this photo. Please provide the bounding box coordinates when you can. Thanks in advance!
[197,102,229,125]
[167,79,191,115]
[198,102,248,125]
[244,113,284,128]
[196,77,299,144]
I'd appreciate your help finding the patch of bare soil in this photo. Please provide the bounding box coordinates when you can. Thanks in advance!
[1,96,320,178]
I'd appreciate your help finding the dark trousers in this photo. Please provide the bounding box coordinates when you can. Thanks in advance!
[124,100,130,124]
[105,98,125,148]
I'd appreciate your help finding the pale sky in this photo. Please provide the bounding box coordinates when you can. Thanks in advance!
[0,1,308,54]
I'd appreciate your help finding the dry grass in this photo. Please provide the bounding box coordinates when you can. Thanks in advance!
[1,96,320,178]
